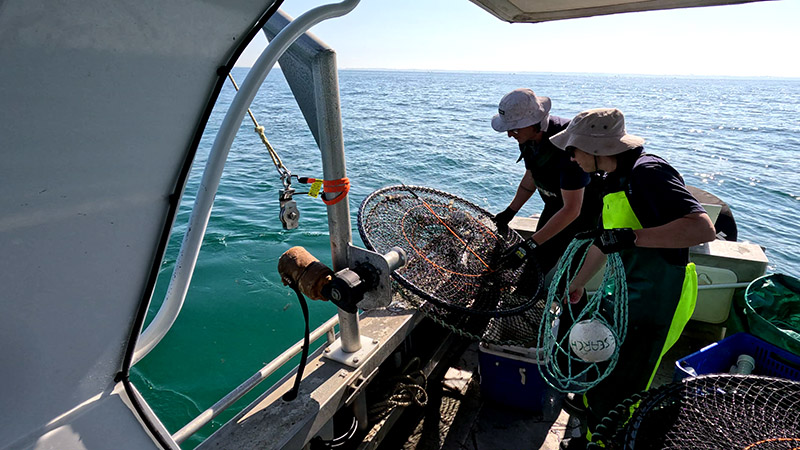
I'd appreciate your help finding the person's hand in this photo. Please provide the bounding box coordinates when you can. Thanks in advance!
[500,237,538,270]
[596,228,637,254]
[567,282,585,305]
[574,228,636,254]
[493,206,517,231]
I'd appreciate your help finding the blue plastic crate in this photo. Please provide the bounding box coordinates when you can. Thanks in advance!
[674,332,800,381]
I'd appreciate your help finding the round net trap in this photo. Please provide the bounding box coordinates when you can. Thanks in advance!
[358,185,545,345]
[593,374,800,450]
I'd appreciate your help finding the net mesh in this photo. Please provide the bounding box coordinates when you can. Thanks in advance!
[595,374,800,450]
[358,185,545,345]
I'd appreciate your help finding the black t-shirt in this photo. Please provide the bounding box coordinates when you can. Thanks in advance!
[518,115,590,204]
[604,151,706,265]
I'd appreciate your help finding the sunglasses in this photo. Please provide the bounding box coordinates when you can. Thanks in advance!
[509,124,542,136]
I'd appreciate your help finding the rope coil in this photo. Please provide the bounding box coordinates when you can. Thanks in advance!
[368,358,428,422]
[537,238,629,393]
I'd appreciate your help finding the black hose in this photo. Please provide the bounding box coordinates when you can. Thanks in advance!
[283,281,310,402]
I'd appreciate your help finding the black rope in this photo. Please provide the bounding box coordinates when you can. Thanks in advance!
[283,281,310,402]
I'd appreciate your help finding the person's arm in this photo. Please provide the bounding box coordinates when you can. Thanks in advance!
[567,245,606,303]
[494,171,537,229]
[508,170,537,212]
[633,212,716,248]
[531,187,583,244]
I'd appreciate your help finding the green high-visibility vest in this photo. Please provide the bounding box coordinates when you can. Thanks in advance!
[602,191,642,230]
[601,189,698,389]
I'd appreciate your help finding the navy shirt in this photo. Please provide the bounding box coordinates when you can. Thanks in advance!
[518,115,590,205]
[604,151,706,265]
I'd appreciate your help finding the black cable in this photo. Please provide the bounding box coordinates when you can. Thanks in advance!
[283,281,310,401]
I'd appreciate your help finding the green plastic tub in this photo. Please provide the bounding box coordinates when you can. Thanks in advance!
[744,273,800,356]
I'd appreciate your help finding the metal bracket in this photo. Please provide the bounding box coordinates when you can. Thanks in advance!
[323,335,379,368]
[344,366,380,406]
[348,244,406,310]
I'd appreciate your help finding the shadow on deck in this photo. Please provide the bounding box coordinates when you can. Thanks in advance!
[370,321,723,450]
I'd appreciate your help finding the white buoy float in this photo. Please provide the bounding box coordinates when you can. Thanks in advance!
[569,319,616,363]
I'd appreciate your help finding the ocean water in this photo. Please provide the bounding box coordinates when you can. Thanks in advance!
[131,68,800,447]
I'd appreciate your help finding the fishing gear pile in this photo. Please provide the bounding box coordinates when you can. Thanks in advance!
[537,237,628,393]
[591,374,800,449]
[358,185,545,345]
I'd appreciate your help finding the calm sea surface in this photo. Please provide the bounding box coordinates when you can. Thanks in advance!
[131,68,800,447]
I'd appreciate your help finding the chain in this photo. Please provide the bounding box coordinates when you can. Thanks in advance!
[227,73,293,190]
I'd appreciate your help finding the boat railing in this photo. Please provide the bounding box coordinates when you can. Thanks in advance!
[172,314,340,444]
[132,0,361,366]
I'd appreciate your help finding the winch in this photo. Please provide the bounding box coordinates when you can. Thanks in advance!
[278,245,406,312]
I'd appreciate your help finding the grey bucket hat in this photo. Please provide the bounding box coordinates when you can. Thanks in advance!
[491,88,551,132]
[550,108,644,156]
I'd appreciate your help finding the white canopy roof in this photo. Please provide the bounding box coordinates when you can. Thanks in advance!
[468,0,767,22]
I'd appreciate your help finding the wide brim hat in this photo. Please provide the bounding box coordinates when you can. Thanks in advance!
[491,88,551,132]
[550,108,644,156]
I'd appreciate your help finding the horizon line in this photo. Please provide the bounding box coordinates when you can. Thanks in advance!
[232,66,800,80]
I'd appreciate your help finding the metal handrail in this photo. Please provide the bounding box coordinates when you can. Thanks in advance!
[172,314,340,444]
[587,281,752,296]
[697,282,751,290]
[133,0,361,365]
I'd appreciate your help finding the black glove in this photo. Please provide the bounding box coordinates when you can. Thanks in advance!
[514,257,543,299]
[493,206,518,231]
[575,229,601,241]
[500,237,538,270]
[596,228,637,254]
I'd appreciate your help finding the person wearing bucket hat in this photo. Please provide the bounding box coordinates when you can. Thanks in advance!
[550,108,716,450]
[491,88,602,276]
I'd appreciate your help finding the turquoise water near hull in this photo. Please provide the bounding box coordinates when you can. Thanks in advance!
[131,68,800,447]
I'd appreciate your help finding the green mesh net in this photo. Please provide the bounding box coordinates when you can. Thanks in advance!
[538,238,629,393]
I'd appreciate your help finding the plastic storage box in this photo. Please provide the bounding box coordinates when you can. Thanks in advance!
[692,265,738,323]
[674,332,800,382]
[478,342,549,413]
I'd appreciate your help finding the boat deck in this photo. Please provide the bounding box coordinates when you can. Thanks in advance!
[199,214,763,450]
[367,321,724,450]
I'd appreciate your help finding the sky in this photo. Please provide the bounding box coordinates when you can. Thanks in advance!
[237,0,800,78]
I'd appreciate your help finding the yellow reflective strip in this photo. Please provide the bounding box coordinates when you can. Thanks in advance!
[646,263,698,389]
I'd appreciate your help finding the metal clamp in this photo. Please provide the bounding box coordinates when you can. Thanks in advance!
[347,245,407,310]
[344,366,380,406]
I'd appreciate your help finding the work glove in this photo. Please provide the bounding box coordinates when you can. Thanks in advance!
[500,237,538,270]
[576,228,637,254]
[493,206,518,232]
[514,255,543,298]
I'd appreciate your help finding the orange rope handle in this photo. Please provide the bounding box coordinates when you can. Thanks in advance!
[301,177,350,205]
[743,438,800,450]
[401,207,484,278]
[412,201,493,273]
